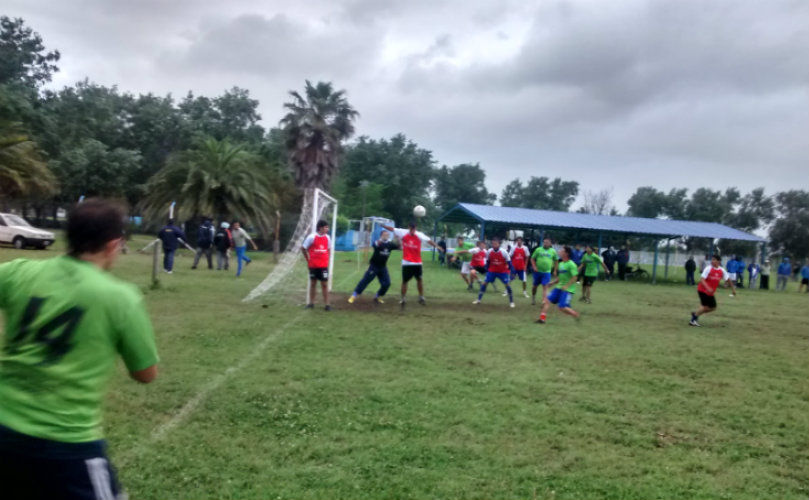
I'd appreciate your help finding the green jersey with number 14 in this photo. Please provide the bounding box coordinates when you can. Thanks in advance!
[0,257,159,443]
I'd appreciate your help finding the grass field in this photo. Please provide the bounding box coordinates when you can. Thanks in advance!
[2,236,808,499]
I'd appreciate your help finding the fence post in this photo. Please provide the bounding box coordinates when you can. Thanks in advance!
[152,242,159,287]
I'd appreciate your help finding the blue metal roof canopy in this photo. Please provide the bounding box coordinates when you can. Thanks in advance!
[438,203,763,241]
[434,203,764,284]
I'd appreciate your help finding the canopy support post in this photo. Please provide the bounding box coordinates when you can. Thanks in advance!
[597,232,603,253]
[664,238,671,280]
[652,240,659,284]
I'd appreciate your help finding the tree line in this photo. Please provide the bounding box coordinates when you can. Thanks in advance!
[0,16,806,259]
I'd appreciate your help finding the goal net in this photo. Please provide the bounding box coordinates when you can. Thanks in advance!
[243,188,338,303]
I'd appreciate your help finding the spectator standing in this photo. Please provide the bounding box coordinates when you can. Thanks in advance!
[437,238,447,266]
[759,259,771,290]
[616,245,630,281]
[213,222,233,271]
[191,217,215,270]
[601,247,615,280]
[799,261,809,293]
[685,256,697,285]
[231,221,258,277]
[776,257,791,291]
[747,261,759,289]
[735,256,745,287]
[157,218,185,274]
[726,256,738,286]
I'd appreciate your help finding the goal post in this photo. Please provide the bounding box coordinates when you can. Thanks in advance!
[309,188,339,300]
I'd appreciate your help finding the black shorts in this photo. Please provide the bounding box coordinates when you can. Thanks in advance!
[802,278,809,285]
[402,265,423,282]
[473,266,487,274]
[583,276,596,286]
[0,424,122,500]
[698,291,717,308]
[309,267,329,281]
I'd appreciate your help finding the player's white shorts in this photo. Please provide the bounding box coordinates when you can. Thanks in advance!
[728,272,737,281]
[461,262,472,275]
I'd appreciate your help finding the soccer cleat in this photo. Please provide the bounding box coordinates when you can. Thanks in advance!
[535,318,546,324]
[325,305,333,311]
[348,296,356,304]
[467,284,474,291]
[304,304,314,310]
[418,297,426,305]
[374,297,385,304]
[579,296,586,302]
[510,302,515,308]
[400,298,406,310]
[585,298,592,304]
[472,299,481,305]
[689,319,701,327]
[523,291,530,298]
[502,291,508,297]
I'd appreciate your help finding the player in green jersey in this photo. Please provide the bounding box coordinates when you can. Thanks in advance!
[530,237,559,305]
[536,246,580,324]
[0,199,159,500]
[578,245,610,304]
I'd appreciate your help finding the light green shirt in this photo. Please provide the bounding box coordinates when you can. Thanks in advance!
[581,252,605,277]
[0,257,159,443]
[555,260,579,294]
[455,241,475,262]
[531,246,559,273]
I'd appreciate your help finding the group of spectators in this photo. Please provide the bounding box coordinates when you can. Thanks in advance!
[156,217,257,276]
[683,254,809,292]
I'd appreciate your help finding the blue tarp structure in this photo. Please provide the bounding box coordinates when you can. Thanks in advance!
[435,203,764,283]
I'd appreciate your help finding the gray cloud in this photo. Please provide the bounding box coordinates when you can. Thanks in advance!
[4,0,808,210]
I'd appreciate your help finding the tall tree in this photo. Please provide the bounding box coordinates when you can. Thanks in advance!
[627,186,667,218]
[0,120,57,205]
[769,190,809,259]
[502,177,579,211]
[339,134,434,224]
[280,80,359,191]
[0,16,60,88]
[579,188,614,215]
[685,187,740,223]
[433,163,496,211]
[49,138,140,203]
[140,138,281,234]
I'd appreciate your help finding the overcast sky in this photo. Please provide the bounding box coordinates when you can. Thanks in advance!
[7,0,808,210]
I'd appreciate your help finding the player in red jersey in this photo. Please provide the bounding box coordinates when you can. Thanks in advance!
[690,254,736,326]
[382,222,442,308]
[507,237,530,298]
[473,238,516,308]
[302,219,332,311]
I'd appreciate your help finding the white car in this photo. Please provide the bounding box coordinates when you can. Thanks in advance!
[0,213,56,249]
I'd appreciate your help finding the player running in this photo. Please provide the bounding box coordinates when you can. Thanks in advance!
[0,199,159,499]
[382,222,443,308]
[690,254,737,326]
[473,238,516,308]
[450,236,477,291]
[530,237,559,305]
[507,237,530,298]
[537,245,580,323]
[302,219,332,311]
[578,245,610,303]
[348,230,399,304]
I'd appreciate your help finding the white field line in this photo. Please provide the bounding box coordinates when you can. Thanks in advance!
[120,269,361,463]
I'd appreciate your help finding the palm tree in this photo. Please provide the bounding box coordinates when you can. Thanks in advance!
[280,80,359,191]
[0,121,58,206]
[140,138,284,234]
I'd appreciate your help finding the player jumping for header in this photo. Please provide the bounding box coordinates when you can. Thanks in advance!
[473,238,516,308]
[382,222,442,308]
[537,246,580,323]
[530,236,559,305]
[302,219,332,311]
[690,254,736,326]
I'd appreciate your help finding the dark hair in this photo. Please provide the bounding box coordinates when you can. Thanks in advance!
[712,254,722,262]
[67,199,125,256]
[562,245,573,258]
[316,219,329,230]
[543,236,552,242]
[409,220,417,229]
[167,218,175,225]
[492,237,501,243]
[516,236,523,241]
[585,244,594,251]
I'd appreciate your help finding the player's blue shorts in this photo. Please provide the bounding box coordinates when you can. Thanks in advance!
[511,269,526,281]
[547,288,572,308]
[533,271,551,287]
[485,272,510,284]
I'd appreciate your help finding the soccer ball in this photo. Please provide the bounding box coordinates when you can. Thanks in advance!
[413,205,427,218]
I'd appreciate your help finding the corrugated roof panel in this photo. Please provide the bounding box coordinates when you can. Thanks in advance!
[442,204,762,242]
